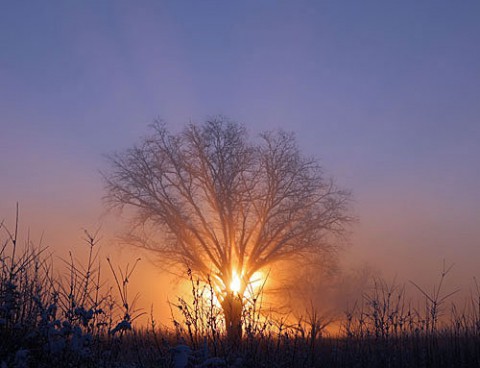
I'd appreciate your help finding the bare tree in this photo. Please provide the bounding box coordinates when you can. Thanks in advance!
[104,118,351,341]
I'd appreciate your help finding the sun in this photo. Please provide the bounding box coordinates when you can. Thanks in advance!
[230,271,241,294]
[227,269,266,299]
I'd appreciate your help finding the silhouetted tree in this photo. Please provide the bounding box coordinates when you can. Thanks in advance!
[104,118,351,342]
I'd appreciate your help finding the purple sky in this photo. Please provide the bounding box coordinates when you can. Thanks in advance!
[1,1,480,294]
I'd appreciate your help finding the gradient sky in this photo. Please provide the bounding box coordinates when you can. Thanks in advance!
[1,1,480,304]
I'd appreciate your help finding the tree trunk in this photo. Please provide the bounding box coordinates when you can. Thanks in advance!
[221,293,243,344]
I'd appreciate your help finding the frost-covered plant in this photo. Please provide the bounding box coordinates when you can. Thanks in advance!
[0,211,143,366]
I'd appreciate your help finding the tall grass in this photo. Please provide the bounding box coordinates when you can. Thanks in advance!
[0,214,147,367]
[2,213,480,367]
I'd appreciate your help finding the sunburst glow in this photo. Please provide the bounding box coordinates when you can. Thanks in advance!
[230,271,241,294]
[248,271,264,290]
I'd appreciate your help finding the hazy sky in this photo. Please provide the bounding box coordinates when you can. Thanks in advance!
[1,1,480,298]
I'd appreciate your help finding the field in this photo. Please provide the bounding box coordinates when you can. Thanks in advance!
[2,223,480,368]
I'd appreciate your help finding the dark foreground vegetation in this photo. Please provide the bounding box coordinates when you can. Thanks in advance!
[2,221,480,367]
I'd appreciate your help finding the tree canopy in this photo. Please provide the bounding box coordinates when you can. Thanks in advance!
[105,118,351,299]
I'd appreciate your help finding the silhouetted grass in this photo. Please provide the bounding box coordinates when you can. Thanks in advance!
[2,215,480,367]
